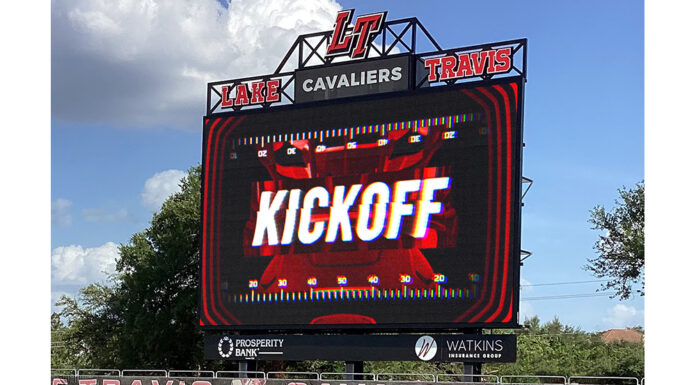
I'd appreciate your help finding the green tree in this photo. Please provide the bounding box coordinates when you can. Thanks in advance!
[54,283,123,368]
[54,166,208,369]
[485,317,644,378]
[113,165,203,368]
[51,312,88,368]
[585,181,644,299]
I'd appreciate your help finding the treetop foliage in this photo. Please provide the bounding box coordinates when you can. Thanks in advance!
[585,181,644,299]
[54,165,205,369]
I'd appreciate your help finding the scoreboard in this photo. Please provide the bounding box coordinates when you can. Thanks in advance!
[200,78,523,330]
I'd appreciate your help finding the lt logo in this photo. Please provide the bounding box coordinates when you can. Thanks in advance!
[326,9,387,59]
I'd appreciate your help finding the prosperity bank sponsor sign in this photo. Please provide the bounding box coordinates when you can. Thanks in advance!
[205,334,516,362]
[216,336,285,359]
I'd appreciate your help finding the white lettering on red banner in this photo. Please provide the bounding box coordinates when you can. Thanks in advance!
[423,47,512,82]
[221,79,280,108]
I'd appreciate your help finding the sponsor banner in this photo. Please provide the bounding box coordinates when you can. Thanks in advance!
[205,334,516,362]
[439,334,517,362]
[294,55,412,103]
[50,376,263,385]
[51,379,498,385]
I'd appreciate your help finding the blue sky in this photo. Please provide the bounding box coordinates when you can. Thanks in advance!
[51,0,644,331]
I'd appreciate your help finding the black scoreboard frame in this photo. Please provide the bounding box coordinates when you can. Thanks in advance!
[199,76,524,332]
[199,13,527,334]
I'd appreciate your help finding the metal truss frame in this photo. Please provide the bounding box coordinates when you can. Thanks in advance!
[206,18,527,116]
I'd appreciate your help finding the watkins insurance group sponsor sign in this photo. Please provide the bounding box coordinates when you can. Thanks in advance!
[205,334,516,362]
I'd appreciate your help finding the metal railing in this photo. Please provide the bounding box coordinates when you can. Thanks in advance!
[320,372,376,381]
[75,368,121,376]
[217,370,265,379]
[266,371,320,380]
[500,375,566,384]
[168,370,216,378]
[50,369,77,376]
[122,369,167,377]
[376,372,437,382]
[567,376,639,385]
[437,373,498,384]
[51,369,646,384]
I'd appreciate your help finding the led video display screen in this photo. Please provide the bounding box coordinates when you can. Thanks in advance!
[200,78,523,330]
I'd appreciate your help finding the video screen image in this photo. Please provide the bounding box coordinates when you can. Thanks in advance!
[201,79,522,329]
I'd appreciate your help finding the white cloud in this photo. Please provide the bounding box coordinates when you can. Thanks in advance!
[603,303,644,329]
[82,208,130,222]
[51,242,119,285]
[519,300,535,321]
[141,169,187,211]
[517,278,535,321]
[52,0,341,129]
[520,277,533,294]
[52,198,72,226]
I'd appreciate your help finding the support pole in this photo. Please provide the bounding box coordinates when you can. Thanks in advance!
[239,360,257,377]
[462,363,481,383]
[345,361,364,380]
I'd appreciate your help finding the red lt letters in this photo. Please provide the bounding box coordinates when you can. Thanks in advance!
[424,47,513,82]
[326,9,386,59]
[221,79,280,108]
